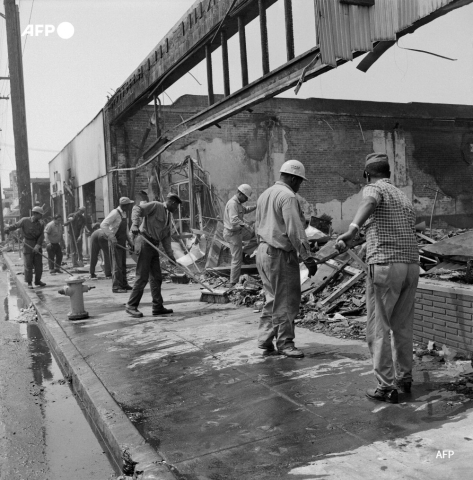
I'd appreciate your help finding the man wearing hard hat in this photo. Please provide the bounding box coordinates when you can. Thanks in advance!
[255,160,317,358]
[5,206,47,289]
[223,184,257,286]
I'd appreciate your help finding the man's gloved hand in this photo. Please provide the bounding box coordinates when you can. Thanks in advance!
[304,258,318,277]
[33,244,41,253]
[168,255,176,264]
[46,242,52,249]
[128,243,134,253]
[130,225,140,236]
[108,236,117,245]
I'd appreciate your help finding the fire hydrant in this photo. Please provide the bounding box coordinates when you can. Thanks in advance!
[58,276,95,320]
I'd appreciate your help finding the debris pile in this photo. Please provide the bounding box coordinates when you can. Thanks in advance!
[12,304,38,323]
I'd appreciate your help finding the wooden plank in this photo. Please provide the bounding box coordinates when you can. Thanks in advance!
[301,259,351,295]
[320,271,365,306]
[416,232,436,244]
[345,249,368,273]
[326,259,360,276]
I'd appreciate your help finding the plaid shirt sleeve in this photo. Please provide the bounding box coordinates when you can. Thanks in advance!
[363,184,381,205]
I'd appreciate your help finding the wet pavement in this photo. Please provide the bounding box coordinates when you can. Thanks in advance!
[3,252,473,479]
[1,269,114,479]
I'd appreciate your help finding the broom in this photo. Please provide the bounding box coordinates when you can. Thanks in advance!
[138,235,230,303]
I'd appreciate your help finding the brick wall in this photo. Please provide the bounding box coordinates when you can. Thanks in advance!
[414,280,473,354]
[106,96,473,227]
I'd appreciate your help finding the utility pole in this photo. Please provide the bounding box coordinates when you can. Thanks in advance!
[4,0,32,218]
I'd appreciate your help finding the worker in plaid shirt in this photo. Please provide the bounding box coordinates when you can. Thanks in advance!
[336,152,419,404]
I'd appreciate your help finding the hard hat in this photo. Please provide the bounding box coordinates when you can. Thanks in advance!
[237,184,252,198]
[32,206,44,215]
[280,159,307,181]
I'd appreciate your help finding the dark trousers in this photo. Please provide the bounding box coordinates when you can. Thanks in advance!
[90,231,111,277]
[46,243,63,271]
[127,241,163,310]
[110,243,128,290]
[24,252,43,284]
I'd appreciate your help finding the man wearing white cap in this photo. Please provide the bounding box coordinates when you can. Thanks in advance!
[255,160,317,358]
[336,152,419,404]
[5,206,46,289]
[223,184,257,286]
[101,197,135,293]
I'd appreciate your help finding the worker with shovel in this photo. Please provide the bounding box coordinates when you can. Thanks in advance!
[45,214,64,274]
[223,184,257,287]
[101,197,135,293]
[336,153,419,404]
[125,192,181,318]
[255,160,317,359]
[5,206,47,289]
[65,206,87,267]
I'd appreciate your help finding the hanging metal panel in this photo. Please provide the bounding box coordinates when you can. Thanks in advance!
[315,0,338,66]
[370,0,399,41]
[398,0,419,29]
[332,1,353,60]
[349,4,373,52]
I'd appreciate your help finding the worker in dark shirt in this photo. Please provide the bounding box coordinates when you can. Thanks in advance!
[65,206,87,267]
[5,206,46,289]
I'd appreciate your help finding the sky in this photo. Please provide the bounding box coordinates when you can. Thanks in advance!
[0,0,472,191]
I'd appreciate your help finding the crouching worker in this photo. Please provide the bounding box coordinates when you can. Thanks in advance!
[101,197,135,293]
[125,192,181,318]
[5,206,46,289]
[89,225,111,279]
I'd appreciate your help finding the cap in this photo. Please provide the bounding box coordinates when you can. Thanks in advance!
[237,184,252,198]
[119,197,134,205]
[166,192,182,204]
[32,206,44,215]
[139,190,149,197]
[365,152,389,167]
[280,159,307,181]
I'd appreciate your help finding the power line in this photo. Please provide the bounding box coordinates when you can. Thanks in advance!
[22,0,36,54]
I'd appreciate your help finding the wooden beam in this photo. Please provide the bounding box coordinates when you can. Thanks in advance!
[320,271,365,306]
[238,16,249,87]
[259,0,270,75]
[221,30,230,97]
[284,0,295,61]
[205,44,215,105]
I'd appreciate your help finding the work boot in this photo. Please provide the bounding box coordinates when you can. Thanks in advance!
[394,379,412,394]
[90,274,97,279]
[35,281,46,287]
[26,283,33,289]
[125,306,143,318]
[113,289,127,293]
[262,345,277,357]
[365,388,398,404]
[278,346,304,358]
[124,285,133,291]
[152,307,173,315]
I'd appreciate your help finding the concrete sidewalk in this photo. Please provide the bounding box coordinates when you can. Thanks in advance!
[3,251,473,479]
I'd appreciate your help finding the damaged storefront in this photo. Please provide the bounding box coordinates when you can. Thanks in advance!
[49,110,110,256]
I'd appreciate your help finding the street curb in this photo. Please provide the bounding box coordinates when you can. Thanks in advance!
[2,253,176,480]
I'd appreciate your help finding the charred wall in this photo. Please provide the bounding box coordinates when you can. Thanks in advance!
[109,96,473,230]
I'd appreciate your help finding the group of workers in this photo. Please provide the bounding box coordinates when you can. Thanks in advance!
[5,152,419,404]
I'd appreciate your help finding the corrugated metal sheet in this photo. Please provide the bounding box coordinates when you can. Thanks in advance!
[315,0,460,66]
[349,4,373,52]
